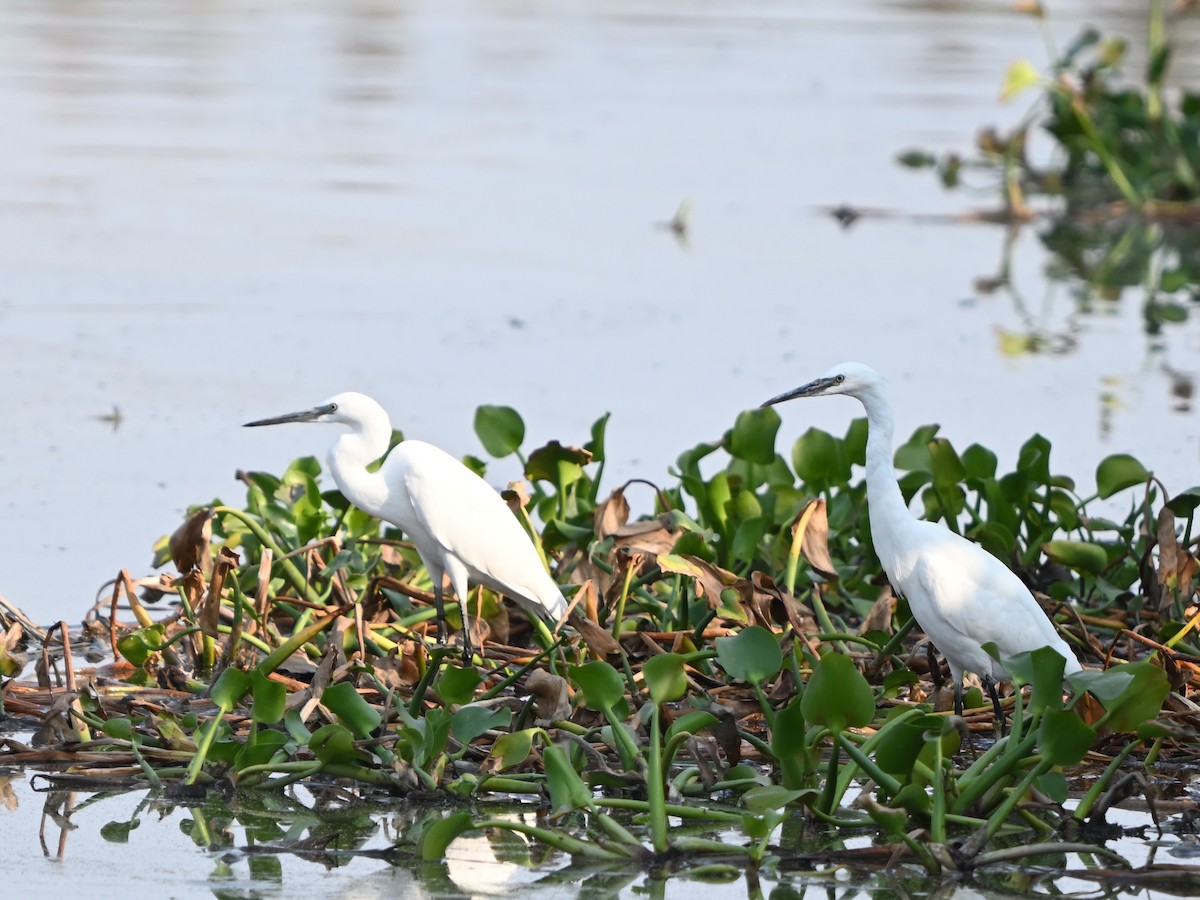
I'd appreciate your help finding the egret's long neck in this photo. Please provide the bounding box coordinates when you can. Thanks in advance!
[326,419,391,518]
[856,385,916,570]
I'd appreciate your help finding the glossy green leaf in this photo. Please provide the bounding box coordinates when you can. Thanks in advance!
[643,654,688,705]
[894,425,939,473]
[418,812,475,861]
[844,418,868,466]
[1070,662,1169,732]
[741,784,807,814]
[1017,434,1052,484]
[715,626,783,685]
[250,670,287,725]
[792,428,848,490]
[961,444,998,480]
[210,667,252,711]
[569,661,626,712]
[235,727,288,770]
[800,652,875,733]
[451,706,511,746]
[321,682,381,739]
[525,441,590,489]
[929,438,967,489]
[100,717,134,742]
[1167,487,1200,516]
[308,723,361,765]
[491,728,538,770]
[436,666,482,706]
[1037,709,1096,765]
[727,407,781,465]
[771,696,809,789]
[116,624,165,667]
[1042,540,1108,575]
[1037,770,1069,804]
[474,405,525,458]
[1096,454,1151,499]
[665,711,718,745]
[586,412,610,463]
[543,744,592,813]
[874,714,943,776]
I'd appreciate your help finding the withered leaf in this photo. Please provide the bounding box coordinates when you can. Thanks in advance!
[859,590,897,635]
[525,668,571,722]
[658,554,746,618]
[568,611,620,657]
[594,486,630,540]
[748,570,816,635]
[502,480,532,514]
[793,499,837,579]
[611,515,679,556]
[169,508,214,577]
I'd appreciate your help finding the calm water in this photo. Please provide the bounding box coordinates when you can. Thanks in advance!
[1,3,1198,892]
[2,0,1198,624]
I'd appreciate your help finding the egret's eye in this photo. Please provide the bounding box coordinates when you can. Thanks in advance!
[329,403,338,412]
[834,374,845,384]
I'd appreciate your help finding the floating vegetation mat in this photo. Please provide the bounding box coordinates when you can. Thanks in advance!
[2,398,1200,890]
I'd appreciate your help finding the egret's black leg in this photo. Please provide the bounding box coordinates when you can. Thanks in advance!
[953,680,964,719]
[433,582,448,645]
[984,676,1006,736]
[926,644,944,689]
[460,604,475,662]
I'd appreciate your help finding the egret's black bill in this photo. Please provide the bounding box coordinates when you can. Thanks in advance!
[244,404,333,427]
[761,376,836,408]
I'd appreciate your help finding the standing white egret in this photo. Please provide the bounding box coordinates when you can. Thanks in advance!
[763,362,1081,721]
[244,392,568,657]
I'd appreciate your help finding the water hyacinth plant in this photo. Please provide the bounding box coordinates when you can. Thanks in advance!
[2,390,1197,885]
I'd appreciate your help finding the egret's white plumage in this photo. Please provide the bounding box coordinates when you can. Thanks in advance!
[765,362,1081,717]
[245,392,567,655]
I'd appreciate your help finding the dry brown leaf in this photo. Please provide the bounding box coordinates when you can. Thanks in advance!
[794,499,838,578]
[169,507,214,577]
[611,515,680,556]
[199,547,239,639]
[594,486,630,540]
[748,571,816,635]
[525,668,572,722]
[658,554,741,612]
[503,480,532,514]
[569,611,620,657]
[859,591,897,635]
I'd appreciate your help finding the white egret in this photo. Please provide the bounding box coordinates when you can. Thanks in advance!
[763,362,1081,721]
[244,392,568,657]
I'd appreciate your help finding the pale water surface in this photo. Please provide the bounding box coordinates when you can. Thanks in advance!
[1,0,1198,623]
[1,3,1199,894]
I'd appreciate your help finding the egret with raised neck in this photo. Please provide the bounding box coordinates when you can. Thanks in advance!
[763,362,1081,722]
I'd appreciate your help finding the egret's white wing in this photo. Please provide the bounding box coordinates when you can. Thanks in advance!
[911,534,1074,675]
[392,441,567,619]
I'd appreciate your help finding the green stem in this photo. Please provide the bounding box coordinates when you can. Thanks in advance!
[611,562,636,639]
[647,704,668,854]
[213,506,325,606]
[1074,738,1142,821]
